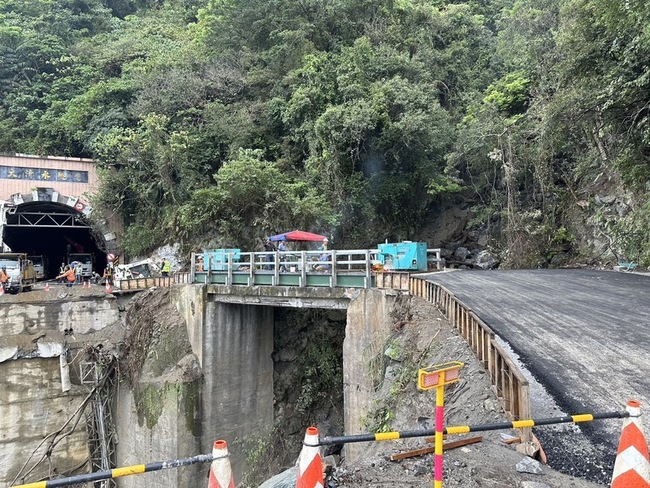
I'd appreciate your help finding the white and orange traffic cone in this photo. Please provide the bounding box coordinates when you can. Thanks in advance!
[208,440,235,488]
[611,400,650,488]
[105,281,112,294]
[296,427,324,488]
[0,284,4,296]
[45,283,50,292]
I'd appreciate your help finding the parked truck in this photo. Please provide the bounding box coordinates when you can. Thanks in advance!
[27,255,47,280]
[0,253,37,293]
[67,253,95,279]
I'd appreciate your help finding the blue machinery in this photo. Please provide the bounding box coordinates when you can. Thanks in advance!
[192,247,442,289]
[376,241,428,271]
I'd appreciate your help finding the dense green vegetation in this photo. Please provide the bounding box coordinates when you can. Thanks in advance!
[1,0,648,264]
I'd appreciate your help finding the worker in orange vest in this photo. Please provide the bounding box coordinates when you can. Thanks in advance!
[0,266,9,291]
[56,265,76,288]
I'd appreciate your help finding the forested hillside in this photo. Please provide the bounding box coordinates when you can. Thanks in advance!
[1,0,648,266]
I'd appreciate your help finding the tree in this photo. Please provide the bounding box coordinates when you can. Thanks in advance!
[178,149,334,249]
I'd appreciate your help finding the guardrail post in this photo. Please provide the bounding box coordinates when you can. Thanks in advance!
[273,252,279,285]
[300,251,307,287]
[517,382,532,443]
[226,252,233,286]
[365,250,372,288]
[331,251,337,288]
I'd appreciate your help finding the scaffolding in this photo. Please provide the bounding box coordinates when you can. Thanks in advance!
[80,356,118,488]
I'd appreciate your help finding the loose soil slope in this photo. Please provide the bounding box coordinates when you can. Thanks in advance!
[333,296,605,488]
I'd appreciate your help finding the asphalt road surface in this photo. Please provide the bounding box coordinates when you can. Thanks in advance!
[420,268,650,483]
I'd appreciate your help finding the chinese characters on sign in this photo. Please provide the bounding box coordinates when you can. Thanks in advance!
[0,165,88,183]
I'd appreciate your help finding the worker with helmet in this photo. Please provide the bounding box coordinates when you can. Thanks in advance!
[56,265,76,287]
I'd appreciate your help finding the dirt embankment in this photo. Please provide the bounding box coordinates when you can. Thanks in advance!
[332,296,605,488]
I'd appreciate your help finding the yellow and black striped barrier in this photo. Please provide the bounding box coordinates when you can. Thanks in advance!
[12,452,223,488]
[318,410,631,446]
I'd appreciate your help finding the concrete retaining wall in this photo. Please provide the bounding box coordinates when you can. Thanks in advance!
[0,296,121,336]
[0,357,90,484]
[115,380,203,488]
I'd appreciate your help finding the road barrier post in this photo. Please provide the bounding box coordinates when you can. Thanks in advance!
[418,361,464,488]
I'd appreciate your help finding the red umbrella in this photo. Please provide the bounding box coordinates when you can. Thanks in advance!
[268,230,327,242]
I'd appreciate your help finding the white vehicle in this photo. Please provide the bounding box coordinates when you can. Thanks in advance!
[113,259,161,283]
[0,253,37,293]
[68,253,94,279]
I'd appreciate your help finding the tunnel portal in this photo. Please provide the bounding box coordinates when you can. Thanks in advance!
[2,200,107,280]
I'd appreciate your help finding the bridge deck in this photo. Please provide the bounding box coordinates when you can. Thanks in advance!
[420,269,650,445]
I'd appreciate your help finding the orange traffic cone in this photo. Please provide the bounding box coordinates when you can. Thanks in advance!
[0,284,4,296]
[208,440,235,488]
[611,400,650,488]
[45,283,50,292]
[296,427,324,488]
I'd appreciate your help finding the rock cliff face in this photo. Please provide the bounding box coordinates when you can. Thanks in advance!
[418,182,641,270]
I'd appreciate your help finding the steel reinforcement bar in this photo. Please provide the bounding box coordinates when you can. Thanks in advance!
[318,410,630,446]
[11,453,219,488]
[409,277,532,441]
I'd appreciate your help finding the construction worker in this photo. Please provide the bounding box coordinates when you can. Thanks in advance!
[160,259,171,277]
[0,266,9,291]
[56,265,76,288]
[103,264,113,285]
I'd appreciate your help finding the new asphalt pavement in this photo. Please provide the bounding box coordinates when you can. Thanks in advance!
[419,268,650,483]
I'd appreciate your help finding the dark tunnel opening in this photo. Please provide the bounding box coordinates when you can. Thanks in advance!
[2,203,107,280]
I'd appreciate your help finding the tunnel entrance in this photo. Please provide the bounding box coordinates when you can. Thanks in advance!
[1,201,107,280]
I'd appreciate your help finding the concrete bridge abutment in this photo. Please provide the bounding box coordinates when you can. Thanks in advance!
[180,285,398,474]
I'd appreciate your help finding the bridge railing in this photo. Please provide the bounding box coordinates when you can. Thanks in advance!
[115,271,191,291]
[409,277,532,442]
[191,249,377,288]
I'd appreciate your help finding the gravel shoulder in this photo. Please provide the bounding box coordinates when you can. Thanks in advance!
[332,296,607,488]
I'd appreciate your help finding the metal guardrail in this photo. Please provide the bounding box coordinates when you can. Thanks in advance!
[190,248,443,289]
[111,249,443,292]
[191,249,377,289]
[375,271,410,291]
[409,277,532,442]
